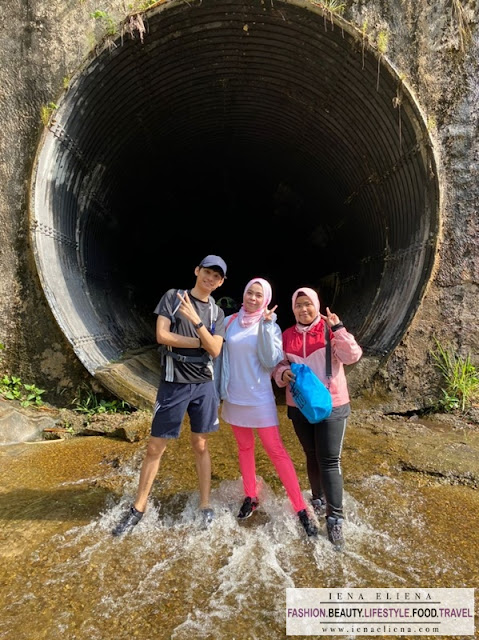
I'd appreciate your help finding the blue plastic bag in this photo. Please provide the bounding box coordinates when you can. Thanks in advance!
[289,363,332,423]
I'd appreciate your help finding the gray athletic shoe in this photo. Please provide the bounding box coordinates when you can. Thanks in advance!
[326,516,344,551]
[200,507,215,528]
[310,497,327,517]
[112,505,143,536]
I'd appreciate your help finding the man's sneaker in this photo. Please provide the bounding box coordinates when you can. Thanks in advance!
[297,509,319,537]
[326,516,344,551]
[237,496,259,520]
[310,496,327,517]
[200,507,215,528]
[112,505,143,536]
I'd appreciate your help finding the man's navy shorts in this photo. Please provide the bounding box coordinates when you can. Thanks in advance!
[150,381,220,439]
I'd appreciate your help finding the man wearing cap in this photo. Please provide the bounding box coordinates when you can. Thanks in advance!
[112,255,227,535]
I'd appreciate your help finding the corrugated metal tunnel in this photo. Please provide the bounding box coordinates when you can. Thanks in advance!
[30,0,440,408]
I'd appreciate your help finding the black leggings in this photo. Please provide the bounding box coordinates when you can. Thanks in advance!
[288,406,347,520]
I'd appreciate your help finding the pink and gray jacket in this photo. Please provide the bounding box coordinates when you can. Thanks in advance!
[273,320,363,408]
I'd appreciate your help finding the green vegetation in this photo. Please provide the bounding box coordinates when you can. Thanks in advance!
[0,375,45,408]
[90,10,117,36]
[127,0,159,10]
[0,342,46,407]
[313,0,346,13]
[310,0,346,30]
[72,385,134,417]
[431,339,479,413]
[40,102,58,126]
[0,343,133,417]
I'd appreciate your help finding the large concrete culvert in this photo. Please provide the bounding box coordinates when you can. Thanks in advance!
[30,0,440,409]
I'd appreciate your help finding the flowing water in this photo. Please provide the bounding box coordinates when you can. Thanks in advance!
[0,407,477,640]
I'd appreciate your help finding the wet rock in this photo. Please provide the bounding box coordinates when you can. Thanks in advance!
[75,410,152,442]
[0,399,58,444]
[349,408,479,488]
[0,399,152,444]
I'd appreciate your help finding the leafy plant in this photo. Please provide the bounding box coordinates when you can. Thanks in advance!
[62,422,76,434]
[315,0,345,12]
[21,384,46,407]
[91,9,117,36]
[0,375,23,401]
[72,386,133,416]
[311,0,345,30]
[431,339,479,413]
[40,102,58,126]
[0,375,45,407]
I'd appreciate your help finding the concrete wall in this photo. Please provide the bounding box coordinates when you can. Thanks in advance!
[1,0,477,409]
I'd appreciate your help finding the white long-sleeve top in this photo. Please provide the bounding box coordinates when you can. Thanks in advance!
[217,314,284,428]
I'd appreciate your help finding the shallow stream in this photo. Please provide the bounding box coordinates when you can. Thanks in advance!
[0,407,477,640]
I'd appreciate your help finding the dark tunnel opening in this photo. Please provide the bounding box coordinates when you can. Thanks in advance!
[30,0,440,408]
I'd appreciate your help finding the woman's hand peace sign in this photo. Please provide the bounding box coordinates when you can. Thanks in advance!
[320,307,340,327]
[263,305,278,322]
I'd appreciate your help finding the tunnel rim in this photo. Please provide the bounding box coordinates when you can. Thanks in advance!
[28,0,442,406]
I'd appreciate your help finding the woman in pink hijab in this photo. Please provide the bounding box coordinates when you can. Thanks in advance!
[273,287,362,550]
[219,278,318,537]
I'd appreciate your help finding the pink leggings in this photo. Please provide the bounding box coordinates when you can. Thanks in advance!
[231,425,307,513]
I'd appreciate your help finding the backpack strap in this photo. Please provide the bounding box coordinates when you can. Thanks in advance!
[325,322,332,387]
[168,289,184,332]
[209,295,218,335]
[225,313,238,331]
[162,349,211,364]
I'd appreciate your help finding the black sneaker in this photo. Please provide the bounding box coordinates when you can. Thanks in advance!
[310,496,327,517]
[112,505,143,536]
[297,509,319,537]
[326,516,344,551]
[237,496,259,520]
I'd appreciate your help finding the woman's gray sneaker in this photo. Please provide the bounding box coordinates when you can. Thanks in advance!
[200,507,215,528]
[326,516,344,550]
[112,505,144,536]
[310,497,327,517]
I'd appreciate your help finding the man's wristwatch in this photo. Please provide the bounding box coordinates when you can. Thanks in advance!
[194,321,204,330]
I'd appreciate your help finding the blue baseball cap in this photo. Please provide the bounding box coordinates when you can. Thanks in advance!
[199,255,227,277]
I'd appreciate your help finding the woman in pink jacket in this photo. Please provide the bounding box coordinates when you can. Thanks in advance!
[273,287,362,550]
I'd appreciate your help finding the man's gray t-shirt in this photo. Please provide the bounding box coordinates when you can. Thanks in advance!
[155,289,225,384]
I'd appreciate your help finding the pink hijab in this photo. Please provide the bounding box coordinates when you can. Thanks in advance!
[292,287,321,333]
[238,278,272,327]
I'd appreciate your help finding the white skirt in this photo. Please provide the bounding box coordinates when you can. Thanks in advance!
[221,400,279,428]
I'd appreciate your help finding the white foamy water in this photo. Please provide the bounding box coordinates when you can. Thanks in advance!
[0,451,471,640]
